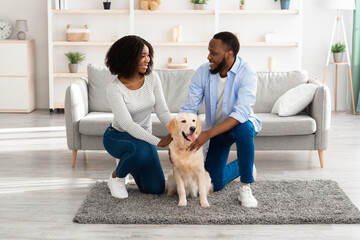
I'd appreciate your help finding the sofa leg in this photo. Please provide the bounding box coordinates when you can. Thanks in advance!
[318,150,324,168]
[84,150,88,163]
[72,150,77,168]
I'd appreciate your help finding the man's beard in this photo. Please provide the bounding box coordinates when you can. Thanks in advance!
[210,57,227,74]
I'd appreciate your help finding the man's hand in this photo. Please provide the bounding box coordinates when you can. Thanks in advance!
[187,131,211,152]
[187,117,241,152]
[157,134,173,148]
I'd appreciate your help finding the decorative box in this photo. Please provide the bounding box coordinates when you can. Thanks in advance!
[65,24,90,42]
[167,57,188,69]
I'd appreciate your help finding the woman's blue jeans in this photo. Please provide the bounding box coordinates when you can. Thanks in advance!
[205,120,256,191]
[103,126,165,194]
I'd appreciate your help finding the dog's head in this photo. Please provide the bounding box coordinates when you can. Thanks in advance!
[166,113,202,147]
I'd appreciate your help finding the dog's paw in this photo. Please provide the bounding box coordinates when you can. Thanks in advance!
[200,201,210,208]
[178,200,187,207]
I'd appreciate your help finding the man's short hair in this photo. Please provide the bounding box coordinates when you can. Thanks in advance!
[213,32,240,57]
[105,35,154,78]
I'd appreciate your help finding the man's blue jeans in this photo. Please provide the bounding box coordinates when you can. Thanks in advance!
[205,120,256,191]
[103,126,165,194]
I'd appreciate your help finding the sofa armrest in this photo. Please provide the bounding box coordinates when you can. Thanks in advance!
[65,78,89,150]
[308,78,331,150]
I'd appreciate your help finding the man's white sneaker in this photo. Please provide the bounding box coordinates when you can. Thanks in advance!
[238,184,258,208]
[107,174,128,199]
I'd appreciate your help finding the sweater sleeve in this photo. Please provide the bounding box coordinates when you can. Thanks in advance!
[106,83,161,146]
[152,72,173,126]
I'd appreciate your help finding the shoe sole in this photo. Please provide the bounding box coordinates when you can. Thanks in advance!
[238,196,258,208]
[108,178,128,199]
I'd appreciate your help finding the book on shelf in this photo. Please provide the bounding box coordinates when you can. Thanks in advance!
[55,0,59,10]
[55,0,69,10]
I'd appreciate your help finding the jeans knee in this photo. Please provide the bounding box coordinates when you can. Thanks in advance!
[234,121,254,136]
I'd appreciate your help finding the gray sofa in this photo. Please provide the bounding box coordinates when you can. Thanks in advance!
[65,65,331,168]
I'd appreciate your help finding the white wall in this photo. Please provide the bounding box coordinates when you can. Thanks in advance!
[0,0,355,111]
[302,0,354,112]
[0,0,49,109]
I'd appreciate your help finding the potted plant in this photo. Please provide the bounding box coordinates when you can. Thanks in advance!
[239,0,245,10]
[274,0,290,10]
[191,0,208,10]
[331,42,346,63]
[103,0,111,10]
[65,51,85,73]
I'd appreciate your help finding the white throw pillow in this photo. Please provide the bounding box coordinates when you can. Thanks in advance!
[271,84,318,117]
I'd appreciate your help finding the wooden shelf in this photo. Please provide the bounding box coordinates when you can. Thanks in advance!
[134,9,215,15]
[52,9,298,15]
[243,41,298,47]
[151,41,208,47]
[53,41,113,46]
[0,40,34,43]
[53,72,87,78]
[219,9,299,15]
[52,9,129,14]
[329,62,349,65]
[53,41,298,47]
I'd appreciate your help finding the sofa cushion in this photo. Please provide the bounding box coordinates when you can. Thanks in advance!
[254,71,309,113]
[256,113,316,136]
[87,64,116,112]
[79,112,113,136]
[154,69,195,113]
[151,113,178,137]
[271,83,318,117]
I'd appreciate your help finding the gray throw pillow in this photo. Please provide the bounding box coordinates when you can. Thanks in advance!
[155,69,195,113]
[254,71,309,113]
[87,64,116,112]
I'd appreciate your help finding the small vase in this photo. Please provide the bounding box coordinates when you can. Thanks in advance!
[69,63,78,73]
[194,4,205,10]
[239,5,245,10]
[280,0,290,10]
[103,2,111,10]
[333,52,343,63]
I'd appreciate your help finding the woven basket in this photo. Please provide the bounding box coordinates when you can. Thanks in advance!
[66,24,89,42]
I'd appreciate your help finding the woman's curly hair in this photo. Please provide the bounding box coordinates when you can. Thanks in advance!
[105,35,154,78]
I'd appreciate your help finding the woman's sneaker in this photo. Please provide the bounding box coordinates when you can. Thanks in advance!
[107,174,128,199]
[238,184,258,207]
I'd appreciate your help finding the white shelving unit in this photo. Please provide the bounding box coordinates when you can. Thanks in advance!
[47,0,302,110]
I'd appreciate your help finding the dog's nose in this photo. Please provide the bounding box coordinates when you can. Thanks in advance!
[189,126,196,133]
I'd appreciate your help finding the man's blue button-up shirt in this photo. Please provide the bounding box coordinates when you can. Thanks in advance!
[180,56,262,133]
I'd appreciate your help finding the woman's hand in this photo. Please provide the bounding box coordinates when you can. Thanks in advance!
[157,134,173,148]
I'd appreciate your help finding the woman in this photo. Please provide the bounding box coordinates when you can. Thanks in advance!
[103,35,172,199]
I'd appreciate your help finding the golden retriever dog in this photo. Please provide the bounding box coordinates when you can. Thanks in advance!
[166,113,213,207]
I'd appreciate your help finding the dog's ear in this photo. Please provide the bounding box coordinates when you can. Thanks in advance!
[167,118,178,135]
[196,117,202,134]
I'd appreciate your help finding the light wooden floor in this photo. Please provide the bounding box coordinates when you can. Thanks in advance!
[0,110,359,239]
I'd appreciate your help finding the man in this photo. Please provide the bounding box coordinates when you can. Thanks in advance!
[179,32,262,207]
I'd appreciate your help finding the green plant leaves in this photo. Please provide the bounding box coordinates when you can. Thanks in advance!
[331,42,346,53]
[65,51,86,64]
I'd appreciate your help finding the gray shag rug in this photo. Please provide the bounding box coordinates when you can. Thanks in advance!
[74,180,360,225]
